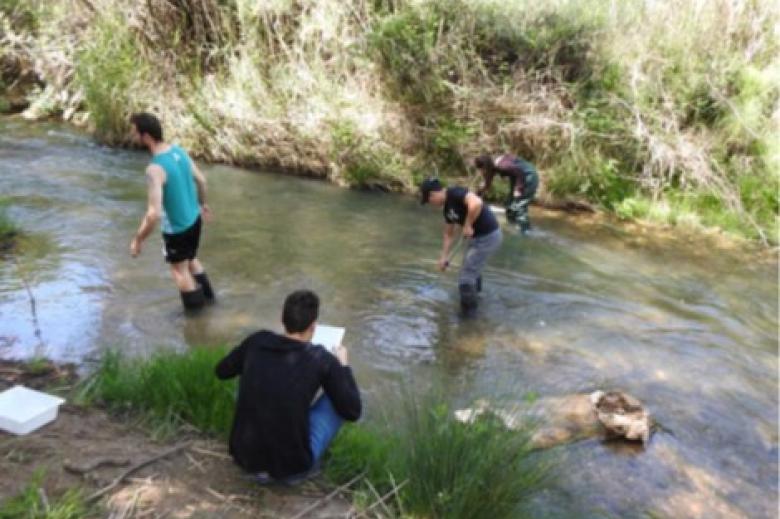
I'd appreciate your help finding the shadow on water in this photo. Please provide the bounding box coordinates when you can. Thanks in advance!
[0,120,777,518]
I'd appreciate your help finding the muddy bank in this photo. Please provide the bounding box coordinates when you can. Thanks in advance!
[0,363,351,518]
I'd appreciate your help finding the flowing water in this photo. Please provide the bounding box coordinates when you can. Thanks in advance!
[1,120,777,518]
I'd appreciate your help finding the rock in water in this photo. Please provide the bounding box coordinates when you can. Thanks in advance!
[590,390,651,444]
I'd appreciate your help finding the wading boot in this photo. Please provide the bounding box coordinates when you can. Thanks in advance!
[180,286,206,313]
[513,198,531,234]
[459,283,478,317]
[194,272,216,302]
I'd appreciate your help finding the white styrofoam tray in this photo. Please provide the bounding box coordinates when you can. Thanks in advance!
[0,385,66,435]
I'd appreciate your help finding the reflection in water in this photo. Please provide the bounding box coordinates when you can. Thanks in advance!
[0,120,777,518]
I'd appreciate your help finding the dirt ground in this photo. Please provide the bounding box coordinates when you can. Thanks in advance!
[0,361,354,518]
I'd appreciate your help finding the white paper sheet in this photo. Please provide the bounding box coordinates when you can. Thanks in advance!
[312,324,345,353]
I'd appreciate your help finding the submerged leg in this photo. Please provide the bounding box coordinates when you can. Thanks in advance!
[510,197,532,233]
[459,283,478,316]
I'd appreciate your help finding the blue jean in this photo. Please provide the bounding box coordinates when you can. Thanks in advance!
[251,394,343,486]
[309,394,344,462]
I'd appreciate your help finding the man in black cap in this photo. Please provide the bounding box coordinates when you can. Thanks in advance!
[420,178,503,314]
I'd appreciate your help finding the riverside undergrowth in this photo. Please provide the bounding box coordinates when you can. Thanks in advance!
[82,348,551,518]
[2,0,777,243]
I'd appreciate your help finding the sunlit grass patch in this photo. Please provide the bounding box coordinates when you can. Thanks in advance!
[0,470,93,519]
[79,348,236,439]
[326,392,551,519]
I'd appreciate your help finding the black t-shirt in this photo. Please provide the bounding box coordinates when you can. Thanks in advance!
[215,330,362,478]
[443,187,499,236]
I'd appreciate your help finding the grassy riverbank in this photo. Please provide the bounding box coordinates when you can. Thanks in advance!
[79,347,550,518]
[1,0,777,243]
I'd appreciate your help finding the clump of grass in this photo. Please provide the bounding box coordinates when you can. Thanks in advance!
[0,197,19,253]
[23,356,52,376]
[0,470,92,519]
[0,0,40,32]
[326,392,550,519]
[80,348,236,438]
[73,10,150,143]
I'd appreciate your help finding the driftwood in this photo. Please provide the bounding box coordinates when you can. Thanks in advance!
[87,442,190,503]
[64,457,131,475]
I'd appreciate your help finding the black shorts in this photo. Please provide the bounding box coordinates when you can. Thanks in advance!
[162,217,201,264]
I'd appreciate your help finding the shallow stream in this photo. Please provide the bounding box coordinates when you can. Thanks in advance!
[0,120,776,518]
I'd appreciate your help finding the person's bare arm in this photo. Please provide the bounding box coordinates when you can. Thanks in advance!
[191,163,212,221]
[462,192,483,238]
[129,165,164,257]
[438,223,457,271]
[495,157,527,197]
[478,169,495,196]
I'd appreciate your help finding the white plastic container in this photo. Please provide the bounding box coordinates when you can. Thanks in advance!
[0,385,66,435]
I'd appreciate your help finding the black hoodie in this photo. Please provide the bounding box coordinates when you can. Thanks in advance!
[215,330,362,478]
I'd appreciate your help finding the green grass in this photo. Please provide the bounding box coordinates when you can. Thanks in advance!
[0,198,19,252]
[326,392,551,519]
[79,348,236,438]
[0,0,41,32]
[0,471,93,519]
[73,11,149,143]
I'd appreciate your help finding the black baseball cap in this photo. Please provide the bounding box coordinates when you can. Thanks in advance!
[420,178,443,204]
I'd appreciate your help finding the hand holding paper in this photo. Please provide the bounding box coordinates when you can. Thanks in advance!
[312,324,345,354]
[334,345,348,365]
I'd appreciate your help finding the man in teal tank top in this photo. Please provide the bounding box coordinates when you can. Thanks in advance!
[128,113,216,311]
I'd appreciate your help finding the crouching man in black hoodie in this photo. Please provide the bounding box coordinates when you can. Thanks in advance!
[216,290,362,484]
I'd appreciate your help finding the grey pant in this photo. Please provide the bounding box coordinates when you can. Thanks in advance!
[459,228,503,286]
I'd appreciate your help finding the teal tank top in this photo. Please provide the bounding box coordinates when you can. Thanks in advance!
[151,145,200,234]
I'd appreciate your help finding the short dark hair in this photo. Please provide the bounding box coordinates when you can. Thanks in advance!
[474,155,494,171]
[420,177,444,204]
[282,290,320,333]
[129,112,163,142]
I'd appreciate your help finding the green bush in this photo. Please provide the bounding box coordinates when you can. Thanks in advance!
[475,8,598,83]
[368,4,450,107]
[74,14,149,143]
[424,116,474,171]
[547,153,637,210]
[330,121,408,189]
